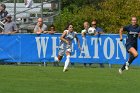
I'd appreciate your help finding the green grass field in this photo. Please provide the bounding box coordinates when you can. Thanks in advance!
[0,65,140,93]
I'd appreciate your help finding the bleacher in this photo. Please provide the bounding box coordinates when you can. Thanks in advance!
[0,2,59,33]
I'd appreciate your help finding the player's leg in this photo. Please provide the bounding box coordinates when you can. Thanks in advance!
[63,51,71,72]
[125,47,138,69]
[54,55,62,66]
[55,55,63,61]
[54,49,64,62]
[54,55,63,62]
[120,47,138,71]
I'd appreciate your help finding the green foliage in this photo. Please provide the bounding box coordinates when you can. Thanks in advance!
[54,0,140,33]
[54,5,96,32]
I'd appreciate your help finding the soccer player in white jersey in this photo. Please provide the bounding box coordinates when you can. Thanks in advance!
[54,23,81,72]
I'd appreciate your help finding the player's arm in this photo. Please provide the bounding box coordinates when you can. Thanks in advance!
[60,31,69,44]
[119,27,124,41]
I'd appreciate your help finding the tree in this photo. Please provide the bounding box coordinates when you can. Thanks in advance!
[54,0,140,33]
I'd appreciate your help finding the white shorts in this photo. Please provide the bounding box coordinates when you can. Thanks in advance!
[58,45,72,56]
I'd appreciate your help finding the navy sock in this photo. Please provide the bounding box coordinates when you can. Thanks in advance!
[128,54,136,65]
[121,54,137,71]
[121,64,126,71]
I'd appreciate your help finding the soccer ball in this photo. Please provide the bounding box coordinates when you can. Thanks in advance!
[88,27,96,35]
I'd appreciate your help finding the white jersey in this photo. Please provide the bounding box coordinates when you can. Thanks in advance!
[59,30,77,49]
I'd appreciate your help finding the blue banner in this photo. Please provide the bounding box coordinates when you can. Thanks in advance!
[0,34,140,65]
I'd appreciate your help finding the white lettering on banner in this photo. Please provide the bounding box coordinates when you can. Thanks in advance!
[35,36,127,61]
[51,37,59,57]
[79,38,91,58]
[116,38,126,59]
[91,38,102,58]
[35,37,49,58]
[71,39,77,58]
[103,37,115,59]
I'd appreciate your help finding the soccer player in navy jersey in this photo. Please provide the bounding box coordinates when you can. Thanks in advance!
[119,17,140,74]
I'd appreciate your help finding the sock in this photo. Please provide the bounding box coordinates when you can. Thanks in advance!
[121,54,137,71]
[121,63,127,71]
[54,57,59,62]
[64,55,70,70]
[128,54,137,65]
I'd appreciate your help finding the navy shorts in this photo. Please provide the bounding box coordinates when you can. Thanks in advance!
[125,43,137,52]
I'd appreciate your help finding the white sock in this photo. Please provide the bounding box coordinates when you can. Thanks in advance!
[64,55,70,70]
[54,56,59,62]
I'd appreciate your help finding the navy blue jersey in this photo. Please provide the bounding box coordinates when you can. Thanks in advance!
[123,24,140,44]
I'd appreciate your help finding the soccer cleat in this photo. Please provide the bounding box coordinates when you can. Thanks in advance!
[63,69,68,72]
[125,62,129,70]
[119,68,122,74]
[125,65,129,70]
[54,57,59,62]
